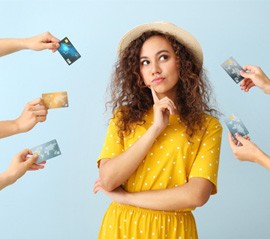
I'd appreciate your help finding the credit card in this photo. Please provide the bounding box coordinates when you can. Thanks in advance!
[57,37,81,65]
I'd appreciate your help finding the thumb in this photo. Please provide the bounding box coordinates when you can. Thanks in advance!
[235,133,248,145]
[43,42,60,50]
[28,98,43,106]
[25,154,38,167]
[240,70,251,78]
[228,132,237,148]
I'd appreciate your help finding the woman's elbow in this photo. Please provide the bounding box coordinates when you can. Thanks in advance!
[187,178,214,208]
[99,160,118,191]
[99,174,118,192]
[192,192,211,207]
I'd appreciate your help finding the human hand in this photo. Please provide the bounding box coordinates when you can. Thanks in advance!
[15,98,48,133]
[151,86,176,133]
[228,132,262,163]
[93,178,127,204]
[240,65,270,94]
[5,149,46,185]
[24,32,60,52]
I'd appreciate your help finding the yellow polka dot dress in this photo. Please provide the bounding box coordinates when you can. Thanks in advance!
[97,109,222,239]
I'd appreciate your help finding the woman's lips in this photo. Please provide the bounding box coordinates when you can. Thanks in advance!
[152,77,165,85]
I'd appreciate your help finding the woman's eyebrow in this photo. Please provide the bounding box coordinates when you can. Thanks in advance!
[140,50,170,59]
[156,49,169,55]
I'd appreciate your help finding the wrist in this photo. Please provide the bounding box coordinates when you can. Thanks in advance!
[148,125,164,138]
[5,119,22,136]
[263,82,270,94]
[122,191,134,205]
[17,38,30,50]
[14,118,24,134]
[256,152,270,171]
[2,170,17,186]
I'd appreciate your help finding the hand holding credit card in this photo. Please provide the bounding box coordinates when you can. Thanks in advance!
[31,139,61,164]
[42,91,69,109]
[221,57,244,84]
[57,37,81,65]
[224,114,249,139]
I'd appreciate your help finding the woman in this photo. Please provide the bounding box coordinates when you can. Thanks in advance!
[94,21,222,239]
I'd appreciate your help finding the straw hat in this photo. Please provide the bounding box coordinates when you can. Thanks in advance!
[118,21,203,67]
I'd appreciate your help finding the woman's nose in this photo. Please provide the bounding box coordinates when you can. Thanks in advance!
[151,61,161,75]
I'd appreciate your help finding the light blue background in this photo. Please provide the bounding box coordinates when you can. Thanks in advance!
[0,0,269,238]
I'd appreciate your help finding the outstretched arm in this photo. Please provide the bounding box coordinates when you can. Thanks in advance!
[240,65,270,94]
[0,98,48,139]
[228,132,256,162]
[0,32,60,57]
[0,149,46,190]
[228,132,270,170]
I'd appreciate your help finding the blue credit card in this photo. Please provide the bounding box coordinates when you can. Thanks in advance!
[224,114,249,139]
[31,139,61,163]
[57,37,81,65]
[221,57,244,84]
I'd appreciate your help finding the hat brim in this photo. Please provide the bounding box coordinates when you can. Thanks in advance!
[118,21,203,67]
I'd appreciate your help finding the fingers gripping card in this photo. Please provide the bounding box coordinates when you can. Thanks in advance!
[31,139,61,163]
[57,37,81,65]
[42,91,68,109]
[224,114,249,139]
[221,57,244,84]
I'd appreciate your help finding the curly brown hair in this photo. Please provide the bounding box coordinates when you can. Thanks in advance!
[107,31,219,138]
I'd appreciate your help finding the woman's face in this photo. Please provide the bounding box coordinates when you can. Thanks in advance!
[139,35,179,100]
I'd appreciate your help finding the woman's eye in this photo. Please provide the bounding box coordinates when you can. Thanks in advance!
[141,60,150,65]
[160,55,168,61]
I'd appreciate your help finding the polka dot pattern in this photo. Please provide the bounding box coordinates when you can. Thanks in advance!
[98,202,198,239]
[98,109,222,239]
